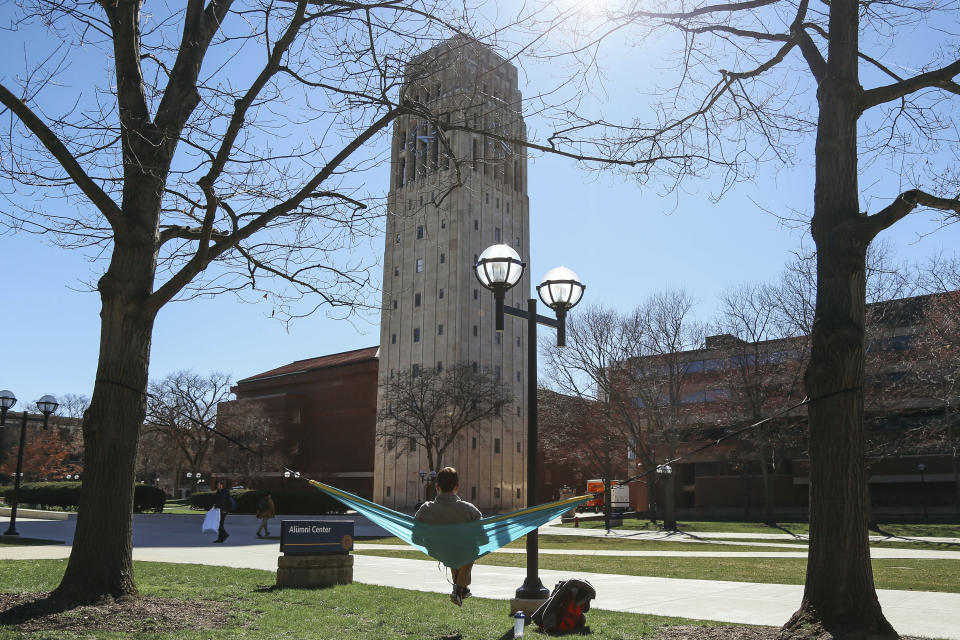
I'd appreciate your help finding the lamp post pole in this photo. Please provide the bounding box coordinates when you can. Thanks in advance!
[1,393,58,536]
[918,463,928,521]
[474,245,585,608]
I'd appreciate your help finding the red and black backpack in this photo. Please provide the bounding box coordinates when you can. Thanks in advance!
[530,579,596,634]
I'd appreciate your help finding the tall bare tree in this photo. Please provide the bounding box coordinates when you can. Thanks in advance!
[377,363,512,496]
[714,283,807,525]
[531,1,960,633]
[0,0,504,604]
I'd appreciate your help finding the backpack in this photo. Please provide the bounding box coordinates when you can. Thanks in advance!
[531,578,596,634]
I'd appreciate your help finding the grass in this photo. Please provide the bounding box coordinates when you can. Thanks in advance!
[353,550,960,593]
[0,559,738,640]
[360,535,806,553]
[560,519,960,538]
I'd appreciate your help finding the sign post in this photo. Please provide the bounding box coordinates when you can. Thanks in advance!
[276,520,354,587]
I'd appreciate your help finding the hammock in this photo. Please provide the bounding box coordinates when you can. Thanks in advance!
[309,479,591,568]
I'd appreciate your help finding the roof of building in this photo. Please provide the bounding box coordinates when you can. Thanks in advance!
[236,346,380,385]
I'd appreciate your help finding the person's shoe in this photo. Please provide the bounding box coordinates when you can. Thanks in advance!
[449,589,462,607]
[460,587,472,601]
[256,532,263,538]
[265,531,271,536]
[223,533,229,540]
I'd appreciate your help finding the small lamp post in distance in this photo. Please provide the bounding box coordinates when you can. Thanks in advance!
[474,244,585,609]
[0,391,59,536]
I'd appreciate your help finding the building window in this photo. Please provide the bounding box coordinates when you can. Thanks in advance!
[473,325,478,337]
[495,334,501,345]
[415,293,421,307]
[416,258,423,273]
[441,218,446,229]
[485,193,489,204]
[412,364,420,377]
[413,328,420,342]
[506,202,511,213]
[517,370,522,382]
[394,266,399,277]
[472,436,477,450]
[419,194,423,206]
[437,361,443,373]
[392,299,397,309]
[517,406,522,417]
[440,253,445,264]
[515,236,520,247]
[390,368,395,379]
[391,334,396,344]
[516,337,521,347]
[439,289,444,299]
[516,487,522,499]
[494,365,501,380]
[517,442,522,453]
[472,361,478,373]
[386,486,391,497]
[417,225,424,239]
[494,438,501,454]
[474,219,479,230]
[496,197,500,209]
[438,324,444,335]
[494,487,501,499]
[395,233,401,244]
[473,289,478,300]
[387,438,394,451]
[495,227,501,242]
[471,486,477,500]
[409,437,417,451]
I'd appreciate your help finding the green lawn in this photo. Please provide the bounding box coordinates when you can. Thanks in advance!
[0,560,744,640]
[360,534,805,553]
[560,519,960,539]
[353,550,960,593]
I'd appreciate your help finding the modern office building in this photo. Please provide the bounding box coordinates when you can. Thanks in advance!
[374,36,531,511]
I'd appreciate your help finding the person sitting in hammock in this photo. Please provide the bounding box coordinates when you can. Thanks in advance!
[414,466,482,606]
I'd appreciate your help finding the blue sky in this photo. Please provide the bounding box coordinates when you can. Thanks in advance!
[1,5,958,410]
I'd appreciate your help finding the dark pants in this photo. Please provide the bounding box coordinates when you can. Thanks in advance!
[217,509,229,541]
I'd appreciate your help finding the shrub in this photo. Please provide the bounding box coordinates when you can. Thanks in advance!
[189,488,346,515]
[0,481,165,513]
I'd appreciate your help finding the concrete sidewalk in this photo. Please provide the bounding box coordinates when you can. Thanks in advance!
[2,515,958,639]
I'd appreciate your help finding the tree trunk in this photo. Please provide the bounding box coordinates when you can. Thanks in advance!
[53,241,157,604]
[781,2,896,637]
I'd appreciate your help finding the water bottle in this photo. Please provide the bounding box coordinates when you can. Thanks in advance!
[513,611,525,638]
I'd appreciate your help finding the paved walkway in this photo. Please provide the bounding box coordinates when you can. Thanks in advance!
[2,514,959,639]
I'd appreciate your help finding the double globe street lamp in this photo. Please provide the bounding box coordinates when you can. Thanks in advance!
[0,390,59,536]
[474,244,585,606]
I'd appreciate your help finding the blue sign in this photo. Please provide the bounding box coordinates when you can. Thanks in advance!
[280,520,354,555]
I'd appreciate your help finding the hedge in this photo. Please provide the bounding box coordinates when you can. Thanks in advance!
[0,482,165,513]
[189,488,346,515]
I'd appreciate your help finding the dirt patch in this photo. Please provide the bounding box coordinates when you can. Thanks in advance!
[0,592,233,633]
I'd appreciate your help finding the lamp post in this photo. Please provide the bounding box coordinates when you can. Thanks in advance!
[656,464,674,530]
[475,244,585,606]
[918,463,928,521]
[0,392,59,536]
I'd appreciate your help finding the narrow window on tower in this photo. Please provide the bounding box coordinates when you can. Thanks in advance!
[438,289,444,299]
[391,334,396,344]
[473,288,478,300]
[473,325,478,337]
[494,365,501,381]
[386,486,391,497]
[387,438,394,451]
[472,436,477,450]
[517,442,522,453]
[409,437,417,451]
[516,488,522,499]
[440,253,445,264]
[441,219,446,229]
[474,219,479,231]
[496,197,500,209]
[494,438,501,454]
[413,328,420,342]
[517,406,522,417]
[417,225,424,239]
[416,258,423,273]
[494,487,501,499]
[399,158,406,187]
[495,227,501,242]
[471,486,477,499]
[419,195,423,206]
[436,361,443,373]
[415,293,421,307]
[485,192,489,204]
[516,370,522,382]
[392,300,397,309]
[395,233,400,244]
[438,323,444,336]
[394,267,399,277]
[472,138,479,169]
[472,361,478,373]
[412,364,420,378]
[495,333,501,345]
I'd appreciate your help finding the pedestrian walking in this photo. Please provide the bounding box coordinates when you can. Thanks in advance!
[255,492,275,538]
[213,481,234,543]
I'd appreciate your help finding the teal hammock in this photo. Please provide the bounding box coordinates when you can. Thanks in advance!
[309,479,591,569]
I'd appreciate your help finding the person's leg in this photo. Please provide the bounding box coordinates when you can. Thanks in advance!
[453,563,473,589]
[218,510,229,541]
